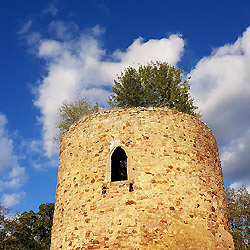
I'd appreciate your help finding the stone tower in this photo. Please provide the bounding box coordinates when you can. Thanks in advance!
[51,107,234,249]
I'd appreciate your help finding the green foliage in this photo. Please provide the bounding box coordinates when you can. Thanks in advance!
[0,203,54,250]
[0,206,10,249]
[109,61,199,117]
[54,97,99,141]
[35,203,54,249]
[226,186,250,249]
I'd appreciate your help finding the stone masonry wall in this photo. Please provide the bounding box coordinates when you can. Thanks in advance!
[51,107,234,250]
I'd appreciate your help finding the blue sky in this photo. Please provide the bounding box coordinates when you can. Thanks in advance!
[1,0,250,213]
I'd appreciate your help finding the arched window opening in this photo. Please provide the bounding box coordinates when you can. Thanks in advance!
[111,147,128,182]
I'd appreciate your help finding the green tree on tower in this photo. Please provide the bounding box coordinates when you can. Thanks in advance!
[109,61,199,117]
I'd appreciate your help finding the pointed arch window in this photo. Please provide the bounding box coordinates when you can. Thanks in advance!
[111,147,128,182]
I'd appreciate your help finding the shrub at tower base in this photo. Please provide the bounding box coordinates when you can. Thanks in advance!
[51,107,234,249]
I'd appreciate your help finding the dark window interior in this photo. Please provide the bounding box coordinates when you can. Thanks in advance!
[129,183,134,192]
[111,147,128,182]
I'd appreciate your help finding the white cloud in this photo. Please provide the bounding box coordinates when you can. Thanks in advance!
[1,192,26,208]
[18,20,32,35]
[48,21,79,40]
[230,181,250,192]
[113,35,184,66]
[28,139,44,154]
[8,167,26,188]
[221,129,250,184]
[189,26,250,187]
[0,115,16,171]
[38,40,63,58]
[43,3,58,16]
[32,24,185,157]
[0,113,27,193]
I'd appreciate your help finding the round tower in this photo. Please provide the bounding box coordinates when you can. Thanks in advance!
[51,107,234,249]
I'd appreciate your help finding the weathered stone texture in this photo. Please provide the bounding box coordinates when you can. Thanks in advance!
[51,107,234,249]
